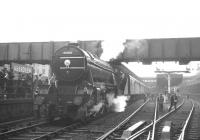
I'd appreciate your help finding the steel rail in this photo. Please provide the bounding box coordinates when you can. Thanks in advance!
[31,123,80,140]
[128,122,153,140]
[146,131,151,140]
[0,117,34,127]
[32,112,117,140]
[151,96,158,140]
[128,100,185,140]
[97,99,150,140]
[177,100,194,140]
[0,120,47,138]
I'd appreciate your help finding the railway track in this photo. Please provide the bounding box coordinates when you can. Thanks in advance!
[8,122,80,140]
[1,99,149,140]
[0,117,35,133]
[0,117,48,136]
[0,119,48,140]
[96,99,155,140]
[125,98,199,140]
[5,97,197,140]
[97,97,185,140]
[0,117,34,128]
[50,99,151,140]
[153,99,192,140]
[183,101,200,140]
[3,116,109,140]
[124,99,186,140]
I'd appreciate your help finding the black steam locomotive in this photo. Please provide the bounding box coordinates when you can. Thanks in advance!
[47,43,148,121]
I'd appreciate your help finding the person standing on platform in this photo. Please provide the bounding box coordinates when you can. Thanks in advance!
[158,94,164,112]
[0,69,5,98]
[34,89,44,118]
[168,93,178,111]
[47,74,58,121]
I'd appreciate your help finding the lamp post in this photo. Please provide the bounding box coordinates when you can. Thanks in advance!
[167,73,170,94]
[155,70,190,94]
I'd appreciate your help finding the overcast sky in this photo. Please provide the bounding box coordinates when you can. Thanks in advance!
[0,0,200,77]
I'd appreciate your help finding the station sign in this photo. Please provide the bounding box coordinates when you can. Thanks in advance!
[11,63,32,73]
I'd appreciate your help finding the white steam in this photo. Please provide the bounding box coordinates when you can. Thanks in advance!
[106,93,129,112]
[90,102,104,113]
[113,96,129,112]
[89,93,129,114]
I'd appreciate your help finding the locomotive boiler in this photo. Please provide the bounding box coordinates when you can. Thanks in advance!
[48,43,117,120]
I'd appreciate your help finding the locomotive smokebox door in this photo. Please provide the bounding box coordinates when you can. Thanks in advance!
[52,46,86,81]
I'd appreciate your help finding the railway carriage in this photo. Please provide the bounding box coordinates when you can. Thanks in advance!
[112,64,148,103]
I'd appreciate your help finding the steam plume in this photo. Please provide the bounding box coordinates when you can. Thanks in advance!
[116,39,148,60]
[106,93,129,112]
[90,102,104,113]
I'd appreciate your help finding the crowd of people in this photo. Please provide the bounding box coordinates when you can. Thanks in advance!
[33,74,59,119]
[0,67,33,99]
[0,68,14,95]
[0,65,50,100]
[0,64,52,118]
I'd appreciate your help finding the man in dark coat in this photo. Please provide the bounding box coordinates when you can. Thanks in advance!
[0,69,5,92]
[168,93,178,111]
[158,94,164,112]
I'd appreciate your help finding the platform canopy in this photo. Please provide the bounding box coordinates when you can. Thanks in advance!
[115,37,200,64]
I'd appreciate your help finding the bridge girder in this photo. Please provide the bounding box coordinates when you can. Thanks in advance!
[115,37,200,64]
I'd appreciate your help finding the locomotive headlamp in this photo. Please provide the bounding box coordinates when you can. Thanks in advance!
[64,59,71,68]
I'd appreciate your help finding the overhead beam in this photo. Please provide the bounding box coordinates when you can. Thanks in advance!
[115,37,200,63]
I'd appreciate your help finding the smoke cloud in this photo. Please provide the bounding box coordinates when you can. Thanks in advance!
[116,39,148,60]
